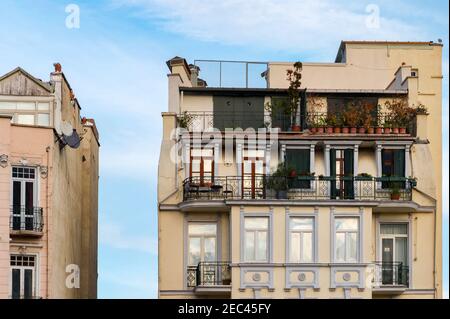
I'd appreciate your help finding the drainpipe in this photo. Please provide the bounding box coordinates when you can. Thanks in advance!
[45,145,50,299]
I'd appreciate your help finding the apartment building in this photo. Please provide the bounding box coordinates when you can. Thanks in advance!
[158,41,443,299]
[0,64,99,298]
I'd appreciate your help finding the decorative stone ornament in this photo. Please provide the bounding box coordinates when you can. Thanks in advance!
[343,273,351,282]
[298,273,306,282]
[40,166,48,179]
[0,154,8,168]
[252,273,261,282]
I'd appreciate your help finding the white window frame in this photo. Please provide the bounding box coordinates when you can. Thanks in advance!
[240,212,273,263]
[9,254,39,299]
[187,222,218,266]
[286,212,318,263]
[0,100,52,127]
[331,211,363,263]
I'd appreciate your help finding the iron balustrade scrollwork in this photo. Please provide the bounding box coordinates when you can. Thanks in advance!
[373,261,409,287]
[10,206,44,232]
[187,262,231,287]
[183,176,414,201]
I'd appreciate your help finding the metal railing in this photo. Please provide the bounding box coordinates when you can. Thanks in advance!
[187,262,231,287]
[178,110,416,135]
[373,262,409,287]
[183,176,414,201]
[10,206,44,233]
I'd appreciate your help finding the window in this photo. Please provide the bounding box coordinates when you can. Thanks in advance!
[244,217,269,262]
[188,223,217,266]
[0,101,51,126]
[190,148,214,184]
[10,255,37,299]
[285,148,311,189]
[381,149,405,188]
[289,217,314,263]
[334,217,359,262]
[330,148,354,199]
[11,167,37,231]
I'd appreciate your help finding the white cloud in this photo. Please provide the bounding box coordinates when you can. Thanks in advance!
[113,0,427,53]
[99,220,158,254]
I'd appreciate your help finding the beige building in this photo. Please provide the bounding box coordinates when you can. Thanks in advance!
[158,41,443,299]
[0,64,99,298]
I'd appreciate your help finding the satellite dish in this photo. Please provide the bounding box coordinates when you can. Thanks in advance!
[61,121,73,136]
[61,129,81,149]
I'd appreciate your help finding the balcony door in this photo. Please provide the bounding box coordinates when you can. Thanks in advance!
[11,167,36,231]
[10,255,36,299]
[330,149,354,199]
[190,148,214,186]
[242,149,265,199]
[380,224,409,286]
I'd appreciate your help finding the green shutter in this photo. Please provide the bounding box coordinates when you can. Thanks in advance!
[344,149,355,199]
[393,150,405,177]
[286,149,310,189]
[330,149,336,199]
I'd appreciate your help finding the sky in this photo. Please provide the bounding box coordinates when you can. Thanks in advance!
[0,0,448,299]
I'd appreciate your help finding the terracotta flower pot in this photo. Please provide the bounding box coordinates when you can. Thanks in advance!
[384,127,391,134]
[367,127,374,134]
[317,127,324,133]
[392,127,399,134]
[399,127,407,134]
[334,127,341,133]
[310,127,317,134]
[342,127,349,133]
[358,127,366,134]
[375,127,383,134]
[391,193,400,200]
[350,127,357,134]
[292,125,301,132]
[326,127,333,134]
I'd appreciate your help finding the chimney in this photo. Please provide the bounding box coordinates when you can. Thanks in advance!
[189,64,200,87]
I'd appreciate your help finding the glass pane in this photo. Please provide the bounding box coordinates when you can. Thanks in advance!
[335,233,346,262]
[380,224,408,235]
[188,237,201,265]
[290,232,301,263]
[202,149,213,157]
[245,231,255,261]
[188,224,216,236]
[17,114,35,125]
[191,160,200,173]
[203,159,213,173]
[291,217,313,230]
[245,217,268,230]
[191,149,202,157]
[17,102,35,110]
[12,269,21,299]
[244,149,265,158]
[37,102,50,110]
[37,114,50,126]
[347,232,358,262]
[395,237,408,265]
[302,232,313,262]
[24,269,33,299]
[0,101,16,110]
[204,237,216,262]
[243,161,252,174]
[256,231,267,261]
[255,160,264,174]
[335,217,358,231]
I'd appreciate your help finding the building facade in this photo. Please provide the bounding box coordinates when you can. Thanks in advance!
[0,65,99,299]
[158,41,443,299]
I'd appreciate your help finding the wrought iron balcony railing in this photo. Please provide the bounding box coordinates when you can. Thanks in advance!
[187,262,232,287]
[183,176,414,201]
[373,262,409,287]
[10,206,44,233]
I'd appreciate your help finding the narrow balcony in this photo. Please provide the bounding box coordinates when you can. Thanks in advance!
[177,111,417,136]
[372,261,409,294]
[10,206,44,237]
[183,176,414,202]
[187,261,232,295]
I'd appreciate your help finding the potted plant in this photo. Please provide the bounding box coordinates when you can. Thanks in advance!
[316,116,326,133]
[177,111,194,129]
[286,62,303,132]
[326,114,336,134]
[334,114,342,133]
[390,185,401,200]
[383,119,392,134]
[343,106,359,134]
[266,163,290,199]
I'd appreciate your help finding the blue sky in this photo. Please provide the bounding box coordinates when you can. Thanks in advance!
[0,0,448,298]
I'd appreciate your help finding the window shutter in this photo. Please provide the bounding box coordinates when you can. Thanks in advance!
[393,150,405,177]
[330,149,336,199]
[344,149,355,199]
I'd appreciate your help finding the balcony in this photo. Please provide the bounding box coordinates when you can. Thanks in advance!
[373,262,409,294]
[10,206,44,237]
[183,176,414,202]
[177,111,416,136]
[187,262,232,295]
